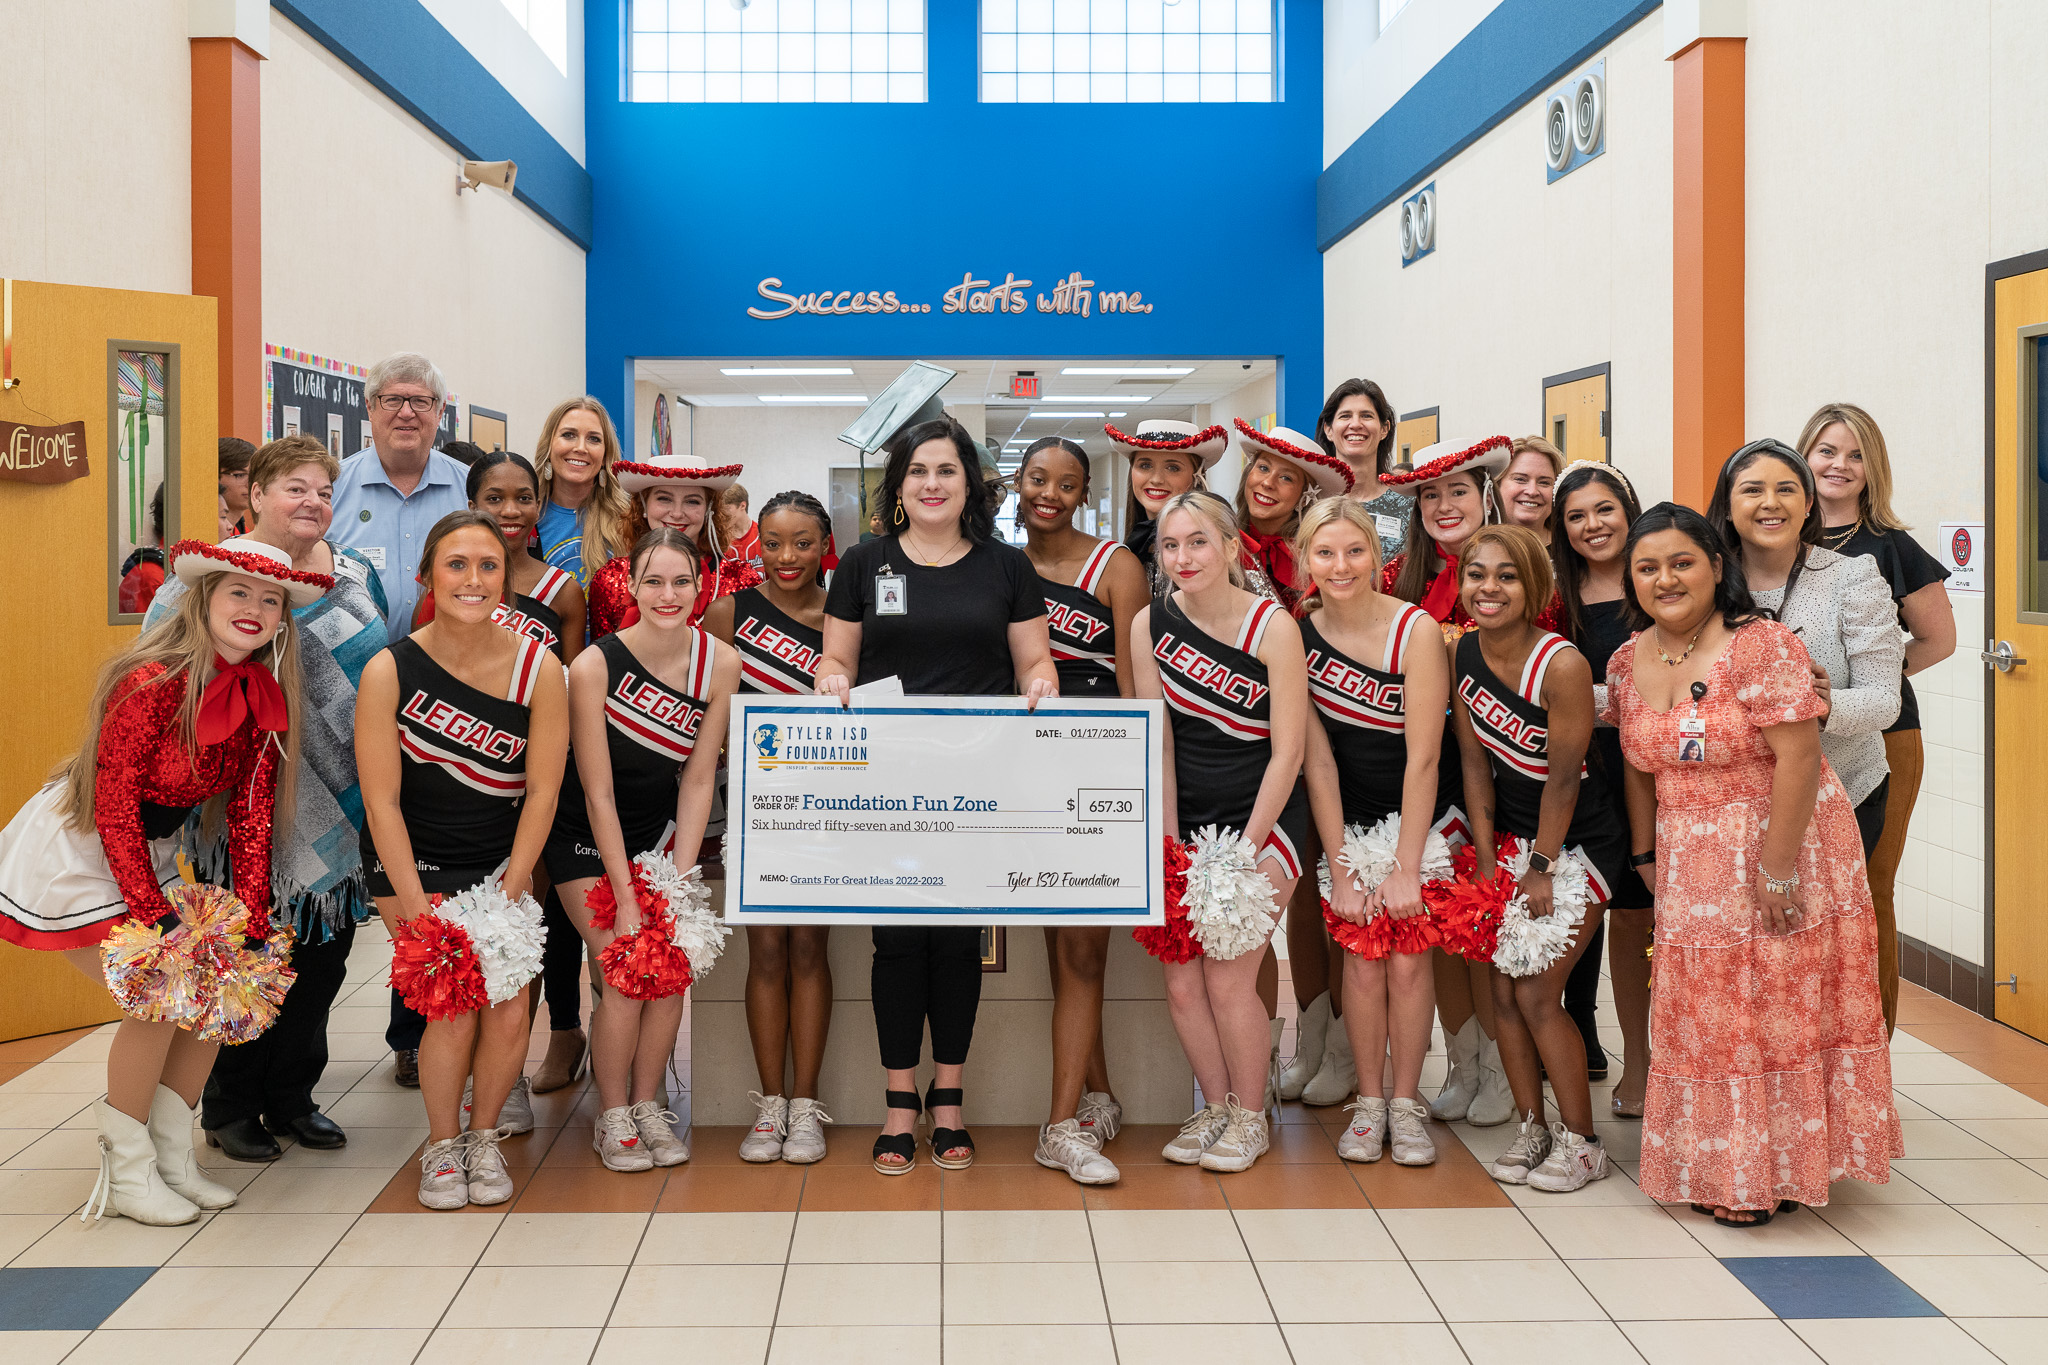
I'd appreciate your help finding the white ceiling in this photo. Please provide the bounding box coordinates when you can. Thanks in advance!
[633,356,1276,463]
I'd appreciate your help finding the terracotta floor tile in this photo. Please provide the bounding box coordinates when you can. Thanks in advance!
[655,1165,805,1213]
[513,1167,668,1213]
[1265,1121,1341,1164]
[1214,1161,1369,1210]
[939,1164,1087,1211]
[1109,1128,1190,1166]
[678,1127,784,1170]
[1348,1142,1514,1210]
[955,1127,1044,1166]
[2016,1083,2048,1108]
[801,1164,941,1211]
[1082,1166,1227,1211]
[0,1027,98,1070]
[1272,1101,1330,1126]
[499,1127,568,1169]
[1957,1051,2048,1087]
[1904,1022,2034,1054]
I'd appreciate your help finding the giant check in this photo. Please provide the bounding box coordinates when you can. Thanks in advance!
[725,696,1165,926]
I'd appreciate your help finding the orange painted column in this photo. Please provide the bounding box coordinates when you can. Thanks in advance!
[1669,37,1744,512]
[190,38,263,443]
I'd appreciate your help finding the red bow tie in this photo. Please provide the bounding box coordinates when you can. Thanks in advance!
[197,656,288,746]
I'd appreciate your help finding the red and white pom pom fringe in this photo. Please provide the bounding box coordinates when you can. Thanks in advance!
[389,913,490,1021]
[1133,836,1200,964]
[587,851,731,1001]
[1491,839,1593,978]
[1183,825,1280,962]
[1315,814,1455,960]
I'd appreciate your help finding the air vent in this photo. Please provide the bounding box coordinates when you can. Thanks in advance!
[1544,59,1606,183]
[1399,181,1436,267]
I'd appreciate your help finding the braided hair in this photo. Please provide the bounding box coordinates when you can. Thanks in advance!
[759,488,832,539]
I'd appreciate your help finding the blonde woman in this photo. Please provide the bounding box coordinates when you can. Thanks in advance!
[1501,437,1564,542]
[1799,404,1954,1035]
[535,396,632,587]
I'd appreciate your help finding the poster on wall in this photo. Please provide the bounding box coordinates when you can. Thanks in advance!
[1939,522,1983,595]
[265,345,460,454]
[652,393,672,459]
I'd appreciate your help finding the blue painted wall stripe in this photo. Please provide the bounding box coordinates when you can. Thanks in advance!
[271,0,593,249]
[1317,0,1661,252]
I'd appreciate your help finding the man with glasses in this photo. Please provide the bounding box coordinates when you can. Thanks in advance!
[331,352,469,640]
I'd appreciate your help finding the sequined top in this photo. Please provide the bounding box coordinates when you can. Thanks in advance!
[587,553,764,638]
[96,663,277,930]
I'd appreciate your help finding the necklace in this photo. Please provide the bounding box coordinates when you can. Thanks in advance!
[900,529,962,567]
[1653,623,1706,667]
[1819,518,1862,550]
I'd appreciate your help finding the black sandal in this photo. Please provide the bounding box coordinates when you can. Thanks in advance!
[872,1090,921,1175]
[923,1084,975,1170]
[1711,1205,1776,1228]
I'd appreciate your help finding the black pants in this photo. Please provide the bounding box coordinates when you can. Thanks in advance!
[871,926,982,1071]
[204,918,355,1128]
[1562,916,1607,1071]
[1854,777,1889,861]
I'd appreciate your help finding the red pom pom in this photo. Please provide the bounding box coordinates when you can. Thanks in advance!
[1133,836,1203,964]
[1322,897,1442,960]
[585,875,623,932]
[598,920,696,1001]
[389,914,490,1020]
[1425,842,1515,962]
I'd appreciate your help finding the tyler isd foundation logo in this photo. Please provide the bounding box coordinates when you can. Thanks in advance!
[752,723,780,759]
[751,719,871,769]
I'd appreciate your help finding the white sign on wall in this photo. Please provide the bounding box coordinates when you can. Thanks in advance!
[1939,521,1983,595]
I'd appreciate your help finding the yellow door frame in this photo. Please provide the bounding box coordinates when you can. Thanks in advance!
[1397,407,1439,463]
[1541,362,1611,464]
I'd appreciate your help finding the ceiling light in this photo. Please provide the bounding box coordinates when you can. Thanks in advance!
[1044,394,1150,403]
[721,366,856,376]
[1060,366,1195,376]
[759,394,868,402]
[1109,412,1127,417]
[1026,411,1103,419]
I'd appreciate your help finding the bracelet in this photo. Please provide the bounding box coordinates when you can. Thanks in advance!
[1629,849,1656,868]
[1760,864,1800,897]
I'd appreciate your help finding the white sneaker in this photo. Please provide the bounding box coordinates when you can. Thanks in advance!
[465,1127,515,1205]
[1388,1098,1437,1166]
[1527,1124,1609,1192]
[1466,1034,1516,1128]
[1279,991,1332,1100]
[594,1106,654,1173]
[1429,1016,1481,1121]
[1163,1102,1230,1164]
[1487,1113,1553,1185]
[782,1098,832,1165]
[1337,1095,1386,1163]
[629,1100,690,1167]
[1036,1118,1121,1184]
[461,1076,535,1135]
[1300,1018,1359,1107]
[1199,1097,1270,1173]
[738,1092,787,1163]
[417,1135,469,1211]
[1076,1091,1122,1144]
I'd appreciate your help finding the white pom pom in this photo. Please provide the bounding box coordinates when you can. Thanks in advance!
[1184,825,1280,962]
[633,850,731,979]
[1321,815,1459,918]
[439,881,547,1004]
[1490,843,1593,978]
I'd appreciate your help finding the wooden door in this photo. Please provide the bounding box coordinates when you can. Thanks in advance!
[1397,407,1439,462]
[1989,265,2048,1040]
[1543,365,1609,462]
[469,405,508,452]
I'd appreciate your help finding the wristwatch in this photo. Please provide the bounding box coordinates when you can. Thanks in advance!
[1525,849,1556,875]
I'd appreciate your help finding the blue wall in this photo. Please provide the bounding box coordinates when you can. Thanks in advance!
[583,1,1325,432]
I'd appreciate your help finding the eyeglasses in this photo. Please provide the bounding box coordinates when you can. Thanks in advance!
[373,394,439,414]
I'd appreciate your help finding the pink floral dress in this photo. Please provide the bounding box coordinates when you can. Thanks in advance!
[1604,619,1901,1210]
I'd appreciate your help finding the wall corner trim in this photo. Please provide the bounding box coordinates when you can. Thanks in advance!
[1662,0,1746,60]
[191,0,271,59]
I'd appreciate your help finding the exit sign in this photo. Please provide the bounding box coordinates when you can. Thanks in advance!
[1011,374,1039,399]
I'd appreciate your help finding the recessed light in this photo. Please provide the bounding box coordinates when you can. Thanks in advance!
[759,394,868,402]
[1060,366,1195,376]
[722,366,855,376]
[1044,395,1149,403]
[1026,411,1104,419]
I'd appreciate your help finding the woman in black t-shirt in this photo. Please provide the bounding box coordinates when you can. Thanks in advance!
[1799,404,1956,1037]
[817,418,1057,1176]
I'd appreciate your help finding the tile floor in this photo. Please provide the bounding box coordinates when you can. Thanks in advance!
[0,928,2045,1363]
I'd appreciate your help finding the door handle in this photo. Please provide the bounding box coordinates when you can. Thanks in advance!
[1982,639,2027,673]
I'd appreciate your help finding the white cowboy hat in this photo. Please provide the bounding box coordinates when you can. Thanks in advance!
[1104,419,1229,470]
[171,536,332,608]
[1378,435,1514,497]
[615,452,744,495]
[1232,419,1356,499]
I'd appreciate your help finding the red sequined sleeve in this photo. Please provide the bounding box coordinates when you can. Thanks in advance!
[587,557,635,639]
[93,665,181,926]
[226,730,279,937]
[1379,554,1404,596]
[693,556,763,626]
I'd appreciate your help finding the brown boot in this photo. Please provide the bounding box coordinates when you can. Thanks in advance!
[532,1028,588,1094]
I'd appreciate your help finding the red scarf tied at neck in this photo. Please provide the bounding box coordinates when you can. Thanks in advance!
[197,656,288,746]
[1238,527,1304,613]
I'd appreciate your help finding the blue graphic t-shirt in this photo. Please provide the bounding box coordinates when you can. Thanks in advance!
[537,499,587,585]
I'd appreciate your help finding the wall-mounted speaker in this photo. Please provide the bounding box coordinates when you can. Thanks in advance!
[1544,59,1606,183]
[1399,181,1436,267]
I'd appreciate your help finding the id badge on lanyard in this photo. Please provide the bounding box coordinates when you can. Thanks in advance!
[875,565,907,617]
[1677,679,1707,763]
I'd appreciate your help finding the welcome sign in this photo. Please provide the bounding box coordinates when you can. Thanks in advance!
[0,419,88,484]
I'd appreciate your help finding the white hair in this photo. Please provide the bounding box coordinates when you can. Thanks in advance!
[364,352,447,405]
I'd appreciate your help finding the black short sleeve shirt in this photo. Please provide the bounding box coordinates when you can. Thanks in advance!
[825,536,1047,696]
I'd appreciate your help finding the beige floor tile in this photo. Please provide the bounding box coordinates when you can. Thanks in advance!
[479,1211,649,1265]
[1283,1322,1461,1362]
[1257,1259,1439,1323]
[1621,1319,1822,1364]
[942,1261,1108,1324]
[1452,1320,1645,1364]
[1897,1119,2006,1159]
[323,1033,398,1062]
[3,1128,103,1169]
[1379,1207,1553,1260]
[101,1265,309,1329]
[327,1006,391,1032]
[1113,1323,1293,1364]
[224,1164,394,1214]
[318,1058,378,1091]
[776,1262,941,1325]
[328,1211,504,1266]
[0,1330,90,1365]
[1896,1085,2048,1121]
[1569,1256,1771,1320]
[1888,1052,1997,1085]
[1523,1205,1706,1259]
[250,1328,432,1363]
[1817,1200,2018,1256]
[63,1329,258,1365]
[637,1211,792,1264]
[166,1212,355,1266]
[608,1262,784,1327]
[419,1327,602,1364]
[594,1327,772,1364]
[1955,1202,2048,1255]
[323,1091,435,1127]
[1957,1118,2048,1159]
[0,1211,63,1263]
[1888,1091,1940,1122]
[441,1263,627,1328]
[271,1265,469,1328]
[1790,1316,2001,1364]
[11,1209,207,1267]
[52,1035,114,1062]
[0,1168,96,1214]
[1501,1166,1656,1207]
[0,1063,110,1094]
[1089,1208,1248,1261]
[942,1325,1116,1363]
[1230,1207,1398,1261]
[1891,1157,2048,1203]
[942,1209,1093,1262]
[273,1125,429,1169]
[1099,1259,1274,1324]
[1412,1260,1605,1322]
[1668,1203,1861,1256]
[788,1209,940,1262]
[0,1129,41,1165]
[1956,1317,2048,1364]
[1823,1171,1939,1204]
[766,1325,940,1364]
[0,1095,92,1129]
[1876,1254,2048,1316]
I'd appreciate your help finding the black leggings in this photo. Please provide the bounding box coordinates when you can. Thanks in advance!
[1854,777,1889,862]
[539,887,584,1031]
[871,926,983,1071]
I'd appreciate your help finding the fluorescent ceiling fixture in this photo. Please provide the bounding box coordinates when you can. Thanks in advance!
[759,394,868,403]
[1027,411,1104,419]
[1059,366,1194,376]
[1045,394,1149,403]
[721,366,855,377]
[1109,412,1127,417]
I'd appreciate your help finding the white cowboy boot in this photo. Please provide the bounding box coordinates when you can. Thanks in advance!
[86,1099,200,1226]
[1466,1031,1517,1127]
[1429,1017,1481,1122]
[148,1086,238,1210]
[1279,991,1331,1100]
[1300,1014,1360,1107]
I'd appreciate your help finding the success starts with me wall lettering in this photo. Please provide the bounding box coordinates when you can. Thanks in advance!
[748,272,1153,320]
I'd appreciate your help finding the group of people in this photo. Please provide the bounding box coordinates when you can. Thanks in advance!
[0,348,1941,1226]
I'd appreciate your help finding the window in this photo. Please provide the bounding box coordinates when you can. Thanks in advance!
[629,0,927,103]
[979,0,1276,103]
[499,0,571,76]
[1378,0,1410,33]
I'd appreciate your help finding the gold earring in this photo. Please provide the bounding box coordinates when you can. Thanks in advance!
[892,501,906,526]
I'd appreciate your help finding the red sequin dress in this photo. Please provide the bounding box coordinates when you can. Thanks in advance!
[0,663,278,948]
[1604,620,1900,1211]
[587,552,763,638]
